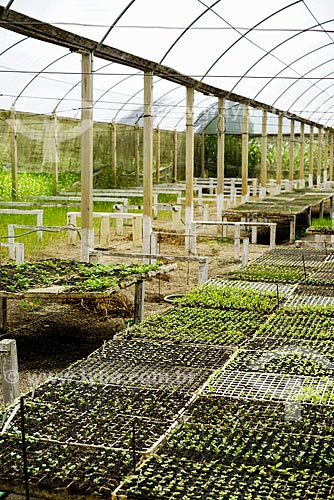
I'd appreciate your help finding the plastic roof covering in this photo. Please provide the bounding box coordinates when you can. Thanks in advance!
[0,0,334,132]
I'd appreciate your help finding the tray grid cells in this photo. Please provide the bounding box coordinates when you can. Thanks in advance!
[206,278,296,297]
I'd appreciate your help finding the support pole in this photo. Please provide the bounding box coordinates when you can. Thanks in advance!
[185,87,194,253]
[242,238,249,267]
[155,127,160,184]
[134,281,145,324]
[198,257,208,285]
[51,112,59,195]
[216,97,225,230]
[80,51,94,262]
[135,124,140,186]
[330,131,334,183]
[0,339,20,404]
[299,122,305,188]
[234,224,241,261]
[309,125,314,188]
[173,129,178,182]
[260,109,267,199]
[323,128,329,185]
[289,119,295,190]
[241,104,249,202]
[10,105,18,200]
[201,131,205,178]
[276,114,283,194]
[269,224,276,250]
[0,298,7,336]
[142,72,153,256]
[111,120,117,187]
[317,128,322,187]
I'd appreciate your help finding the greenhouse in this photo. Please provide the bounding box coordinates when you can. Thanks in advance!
[0,1,334,499]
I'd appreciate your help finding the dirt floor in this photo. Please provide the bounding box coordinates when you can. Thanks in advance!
[0,222,273,499]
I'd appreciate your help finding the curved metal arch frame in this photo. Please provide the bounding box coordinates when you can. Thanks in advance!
[13,51,71,106]
[201,0,302,81]
[253,41,334,101]
[309,86,334,125]
[298,72,334,119]
[273,56,334,109]
[227,17,334,101]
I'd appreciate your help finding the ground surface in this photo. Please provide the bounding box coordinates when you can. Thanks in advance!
[0,223,271,499]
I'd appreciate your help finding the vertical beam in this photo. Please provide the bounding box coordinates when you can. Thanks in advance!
[201,131,206,178]
[241,104,249,201]
[317,127,322,187]
[289,119,295,189]
[142,72,153,255]
[135,124,140,186]
[308,125,314,188]
[51,112,59,195]
[216,97,225,223]
[155,127,160,184]
[173,129,178,182]
[276,114,283,193]
[134,281,145,324]
[111,120,117,187]
[185,86,194,252]
[323,128,329,184]
[299,122,305,188]
[1,339,20,405]
[0,298,7,336]
[80,51,94,262]
[10,105,18,200]
[330,131,334,183]
[260,109,267,199]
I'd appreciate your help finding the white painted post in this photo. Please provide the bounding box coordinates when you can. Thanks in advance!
[203,204,209,222]
[309,125,314,188]
[251,226,257,244]
[188,222,197,255]
[7,224,15,260]
[319,200,324,219]
[0,339,20,405]
[222,217,228,238]
[15,243,24,264]
[198,257,208,285]
[269,224,276,250]
[67,214,78,244]
[36,210,43,241]
[99,216,110,247]
[317,128,322,187]
[290,216,296,243]
[234,224,241,261]
[172,206,182,231]
[242,238,249,267]
[153,193,158,219]
[149,232,157,264]
[276,114,283,194]
[132,215,143,249]
[197,187,203,215]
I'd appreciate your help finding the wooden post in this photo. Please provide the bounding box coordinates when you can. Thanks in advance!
[134,281,145,324]
[135,124,140,186]
[309,125,314,188]
[51,112,59,195]
[319,200,324,219]
[143,72,153,256]
[185,86,194,253]
[172,206,182,231]
[111,120,117,187]
[198,257,208,285]
[330,131,334,183]
[289,119,295,190]
[290,215,296,243]
[173,129,178,182]
[241,104,249,202]
[276,114,283,193]
[0,298,7,336]
[269,224,276,250]
[99,216,110,247]
[251,226,257,244]
[216,97,225,229]
[0,339,20,405]
[234,224,241,261]
[299,122,305,188]
[242,238,249,267]
[201,131,205,178]
[260,109,267,199]
[10,105,18,200]
[155,127,160,184]
[80,51,94,262]
[132,215,143,248]
[323,128,329,185]
[317,128,322,187]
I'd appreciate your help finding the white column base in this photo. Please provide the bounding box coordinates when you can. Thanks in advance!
[81,228,94,262]
[308,174,313,188]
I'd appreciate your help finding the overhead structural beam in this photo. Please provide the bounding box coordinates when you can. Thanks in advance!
[0,7,332,131]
